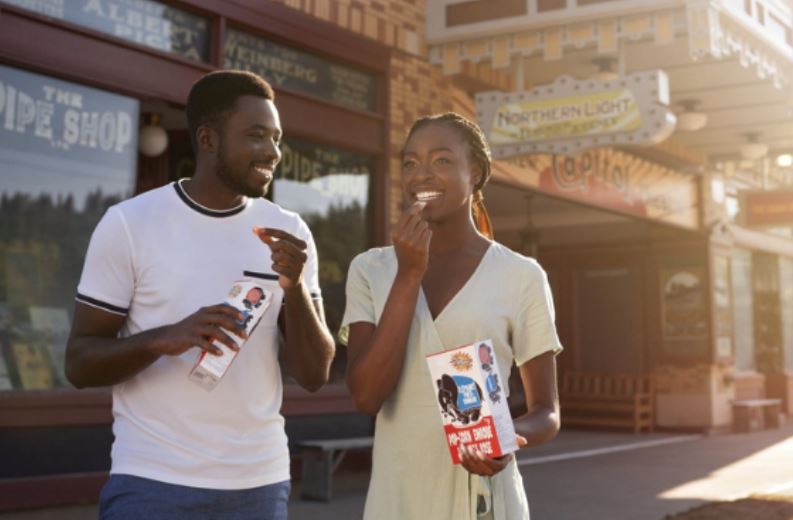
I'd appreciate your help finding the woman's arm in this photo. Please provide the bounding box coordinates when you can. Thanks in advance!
[513,351,561,446]
[345,202,430,415]
[460,351,560,475]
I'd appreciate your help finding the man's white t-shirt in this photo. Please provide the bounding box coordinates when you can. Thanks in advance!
[76,179,321,489]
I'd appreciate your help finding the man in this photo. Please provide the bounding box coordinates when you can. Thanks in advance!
[65,70,336,519]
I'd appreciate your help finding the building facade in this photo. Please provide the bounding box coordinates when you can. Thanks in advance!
[0,0,454,510]
[424,0,793,431]
[2,0,793,511]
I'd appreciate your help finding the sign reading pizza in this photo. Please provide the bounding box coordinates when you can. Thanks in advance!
[476,71,676,157]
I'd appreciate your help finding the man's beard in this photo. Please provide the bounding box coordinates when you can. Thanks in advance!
[215,140,268,198]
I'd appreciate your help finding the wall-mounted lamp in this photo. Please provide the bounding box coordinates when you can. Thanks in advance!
[676,99,708,132]
[139,113,168,158]
[739,132,768,161]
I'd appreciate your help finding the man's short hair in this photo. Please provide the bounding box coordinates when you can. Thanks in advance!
[186,70,275,152]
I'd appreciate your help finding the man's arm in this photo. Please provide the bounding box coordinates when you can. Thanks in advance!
[279,289,335,392]
[255,227,335,392]
[65,303,247,388]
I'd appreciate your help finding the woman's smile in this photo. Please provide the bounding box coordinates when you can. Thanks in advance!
[415,190,444,203]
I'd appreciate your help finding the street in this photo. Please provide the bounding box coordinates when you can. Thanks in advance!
[6,424,793,520]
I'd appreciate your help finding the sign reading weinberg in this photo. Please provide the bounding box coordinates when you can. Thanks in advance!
[476,70,676,157]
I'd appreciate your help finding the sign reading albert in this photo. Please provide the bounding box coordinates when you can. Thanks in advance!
[0,0,209,62]
[476,71,676,157]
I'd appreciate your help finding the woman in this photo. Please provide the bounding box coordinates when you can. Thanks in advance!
[341,112,562,519]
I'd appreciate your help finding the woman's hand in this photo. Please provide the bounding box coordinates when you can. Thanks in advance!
[392,201,431,278]
[460,435,527,476]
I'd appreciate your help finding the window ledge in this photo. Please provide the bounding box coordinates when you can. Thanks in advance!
[0,384,360,427]
[0,389,112,428]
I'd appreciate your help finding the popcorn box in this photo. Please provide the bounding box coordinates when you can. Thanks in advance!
[426,339,518,464]
[189,279,272,391]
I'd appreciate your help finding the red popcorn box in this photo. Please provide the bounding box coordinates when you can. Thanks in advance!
[426,339,518,464]
[189,279,271,391]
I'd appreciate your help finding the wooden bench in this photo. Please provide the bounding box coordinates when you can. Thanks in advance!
[298,436,374,501]
[560,372,655,433]
[732,398,783,433]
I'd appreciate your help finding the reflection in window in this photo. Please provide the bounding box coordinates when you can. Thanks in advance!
[272,138,371,383]
[0,0,209,62]
[732,249,754,371]
[0,65,138,391]
[781,258,793,372]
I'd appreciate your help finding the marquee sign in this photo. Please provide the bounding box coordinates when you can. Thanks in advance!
[476,71,676,157]
[492,147,699,230]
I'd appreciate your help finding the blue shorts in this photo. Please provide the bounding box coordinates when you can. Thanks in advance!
[99,474,291,520]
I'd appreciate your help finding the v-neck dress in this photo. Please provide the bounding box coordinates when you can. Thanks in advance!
[340,242,563,520]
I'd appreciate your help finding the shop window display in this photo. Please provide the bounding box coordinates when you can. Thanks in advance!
[732,249,755,371]
[272,137,372,382]
[0,65,138,391]
[780,258,793,371]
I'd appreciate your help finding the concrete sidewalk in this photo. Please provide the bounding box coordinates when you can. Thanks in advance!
[5,424,793,519]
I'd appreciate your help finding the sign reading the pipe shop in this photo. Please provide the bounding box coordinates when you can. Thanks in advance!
[0,64,139,176]
[476,71,676,157]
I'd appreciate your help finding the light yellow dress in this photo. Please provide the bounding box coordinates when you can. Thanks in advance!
[340,242,563,520]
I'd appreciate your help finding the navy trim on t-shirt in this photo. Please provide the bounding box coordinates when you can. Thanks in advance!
[173,180,248,218]
[75,293,129,315]
[243,271,320,299]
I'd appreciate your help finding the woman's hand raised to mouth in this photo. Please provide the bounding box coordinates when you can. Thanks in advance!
[392,201,431,279]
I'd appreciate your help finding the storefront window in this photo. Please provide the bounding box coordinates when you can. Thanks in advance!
[780,258,793,372]
[0,65,139,391]
[712,255,733,360]
[224,28,376,112]
[753,253,783,373]
[0,0,209,62]
[272,138,372,382]
[732,249,755,371]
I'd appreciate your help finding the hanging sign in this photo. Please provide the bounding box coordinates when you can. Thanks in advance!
[743,190,793,227]
[476,70,676,157]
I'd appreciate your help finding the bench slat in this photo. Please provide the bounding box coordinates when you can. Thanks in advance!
[559,372,655,433]
[298,437,374,451]
[732,399,781,407]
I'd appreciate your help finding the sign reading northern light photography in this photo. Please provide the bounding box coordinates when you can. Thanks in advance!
[476,71,676,157]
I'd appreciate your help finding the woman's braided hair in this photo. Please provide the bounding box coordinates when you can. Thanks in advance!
[404,112,492,192]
